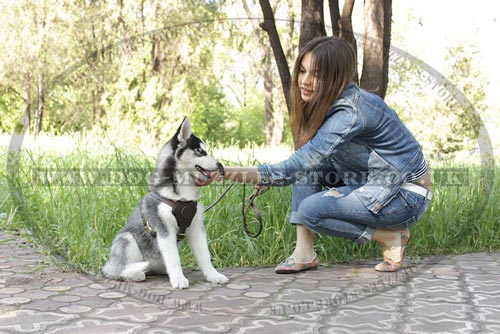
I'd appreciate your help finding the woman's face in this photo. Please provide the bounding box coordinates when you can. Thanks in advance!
[298,52,318,102]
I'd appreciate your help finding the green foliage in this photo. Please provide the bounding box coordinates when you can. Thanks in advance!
[2,141,499,273]
[0,0,294,148]
[188,78,231,143]
[444,42,487,140]
[225,92,267,148]
[3,146,152,271]
[386,40,489,159]
[0,91,24,133]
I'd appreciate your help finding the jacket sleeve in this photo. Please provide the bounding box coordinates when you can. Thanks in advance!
[258,106,363,186]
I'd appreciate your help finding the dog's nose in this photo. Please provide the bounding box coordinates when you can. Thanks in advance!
[217,162,225,176]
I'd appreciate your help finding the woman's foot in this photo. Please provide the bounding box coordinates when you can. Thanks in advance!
[275,252,319,274]
[373,228,410,272]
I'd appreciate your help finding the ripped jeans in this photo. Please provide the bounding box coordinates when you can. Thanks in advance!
[289,167,430,244]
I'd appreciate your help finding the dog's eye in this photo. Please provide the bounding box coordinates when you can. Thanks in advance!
[195,148,207,156]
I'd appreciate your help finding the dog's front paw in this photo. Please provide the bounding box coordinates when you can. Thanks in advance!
[206,271,229,285]
[170,276,189,289]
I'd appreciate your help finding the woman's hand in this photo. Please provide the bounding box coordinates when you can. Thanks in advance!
[223,167,261,184]
[195,166,261,186]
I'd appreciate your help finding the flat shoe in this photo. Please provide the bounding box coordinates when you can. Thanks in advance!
[375,258,402,272]
[375,228,410,272]
[275,253,319,274]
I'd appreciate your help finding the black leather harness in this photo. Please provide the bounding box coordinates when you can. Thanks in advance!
[140,183,269,240]
[141,192,198,242]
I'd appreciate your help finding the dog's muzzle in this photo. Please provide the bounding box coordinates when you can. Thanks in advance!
[195,162,224,180]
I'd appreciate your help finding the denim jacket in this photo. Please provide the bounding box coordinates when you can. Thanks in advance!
[258,83,425,214]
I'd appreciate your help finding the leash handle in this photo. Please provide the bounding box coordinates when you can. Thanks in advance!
[241,184,269,238]
[203,178,269,238]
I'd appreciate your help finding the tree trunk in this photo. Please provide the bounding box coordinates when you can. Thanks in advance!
[260,0,393,119]
[360,0,392,98]
[259,0,291,113]
[328,0,341,36]
[340,0,358,83]
[299,0,327,50]
[22,85,32,134]
[34,75,44,136]
[151,37,161,73]
[23,101,31,134]
[245,0,285,146]
[262,51,275,145]
[262,47,286,147]
[92,88,104,122]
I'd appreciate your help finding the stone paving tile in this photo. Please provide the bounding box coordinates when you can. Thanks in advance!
[409,289,469,304]
[407,300,472,319]
[327,308,403,331]
[1,230,500,333]
[92,301,176,322]
[137,328,178,334]
[201,294,267,314]
[474,307,500,324]
[322,327,391,334]
[403,317,477,334]
[234,318,322,334]
[484,324,500,334]
[156,310,247,332]
[47,319,147,334]
[465,273,500,283]
[343,294,404,312]
[468,282,500,294]
[0,309,77,333]
[473,293,500,308]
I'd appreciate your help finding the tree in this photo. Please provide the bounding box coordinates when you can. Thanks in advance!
[243,0,293,147]
[431,42,487,156]
[0,0,68,136]
[299,0,327,50]
[329,0,358,82]
[259,0,292,113]
[1,0,233,143]
[359,0,392,98]
[259,0,393,118]
[384,38,488,158]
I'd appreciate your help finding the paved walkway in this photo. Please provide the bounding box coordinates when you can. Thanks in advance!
[0,230,499,334]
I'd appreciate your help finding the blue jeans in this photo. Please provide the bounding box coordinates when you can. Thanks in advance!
[289,167,430,244]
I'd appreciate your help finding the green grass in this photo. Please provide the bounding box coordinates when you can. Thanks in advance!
[1,142,499,274]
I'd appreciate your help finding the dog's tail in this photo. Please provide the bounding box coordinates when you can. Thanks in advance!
[103,261,149,282]
[121,261,149,281]
[102,232,149,281]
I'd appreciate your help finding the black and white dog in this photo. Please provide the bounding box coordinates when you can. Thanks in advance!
[102,117,228,289]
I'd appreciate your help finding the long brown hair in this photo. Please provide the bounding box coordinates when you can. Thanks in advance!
[290,36,357,149]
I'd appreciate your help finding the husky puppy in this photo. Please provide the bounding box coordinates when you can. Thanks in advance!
[102,117,229,289]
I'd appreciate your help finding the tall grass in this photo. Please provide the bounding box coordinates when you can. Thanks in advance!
[1,139,498,274]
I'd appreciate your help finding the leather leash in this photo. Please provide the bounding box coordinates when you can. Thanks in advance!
[241,184,269,238]
[204,180,268,238]
[203,180,237,212]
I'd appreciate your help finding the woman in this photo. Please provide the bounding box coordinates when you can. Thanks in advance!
[219,36,432,273]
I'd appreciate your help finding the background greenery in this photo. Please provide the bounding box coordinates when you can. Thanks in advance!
[1,141,498,273]
[0,0,494,156]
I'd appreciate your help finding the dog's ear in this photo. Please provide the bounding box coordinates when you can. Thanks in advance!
[176,117,192,147]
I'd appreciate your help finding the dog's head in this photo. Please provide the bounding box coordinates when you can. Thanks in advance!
[150,117,222,191]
